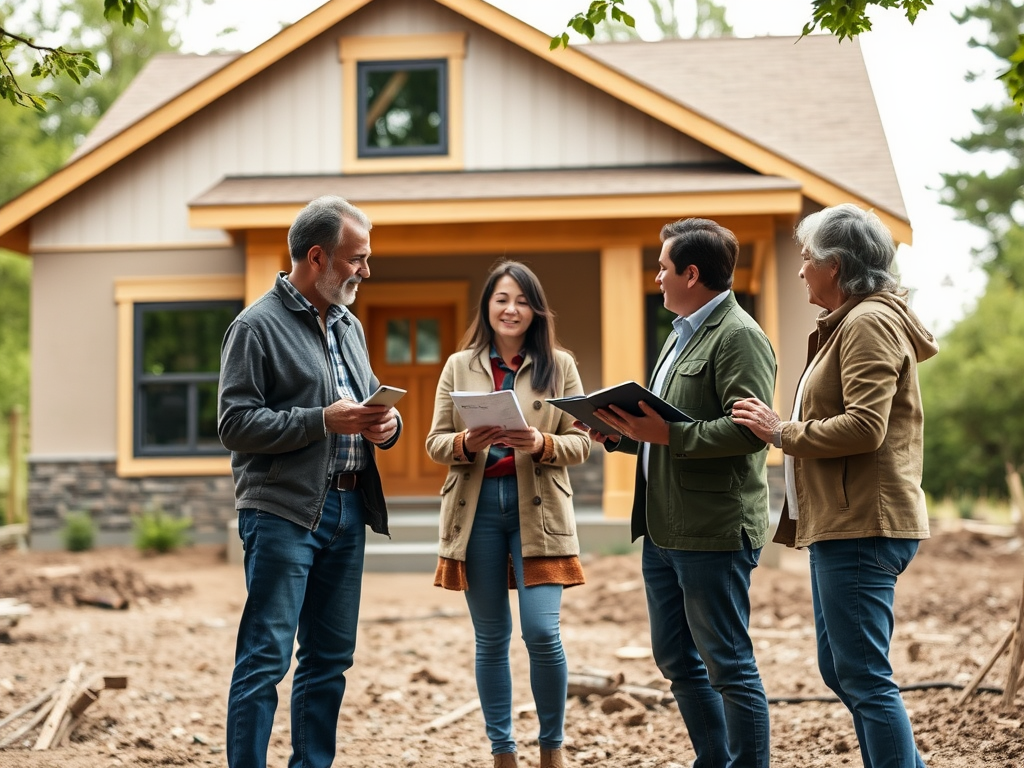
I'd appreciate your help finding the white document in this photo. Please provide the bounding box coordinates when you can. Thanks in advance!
[450,390,529,431]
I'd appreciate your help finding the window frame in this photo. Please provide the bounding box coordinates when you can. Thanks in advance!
[132,299,241,459]
[115,275,245,477]
[339,33,466,174]
[357,58,449,158]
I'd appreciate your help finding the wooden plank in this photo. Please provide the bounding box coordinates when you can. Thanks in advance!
[68,688,100,718]
[955,626,1014,708]
[0,698,54,748]
[423,698,481,732]
[33,663,84,750]
[0,687,56,731]
[102,675,128,690]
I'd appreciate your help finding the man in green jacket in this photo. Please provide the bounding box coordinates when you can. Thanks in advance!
[585,217,776,768]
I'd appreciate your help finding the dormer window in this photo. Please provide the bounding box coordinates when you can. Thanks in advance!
[358,60,448,157]
[340,33,465,173]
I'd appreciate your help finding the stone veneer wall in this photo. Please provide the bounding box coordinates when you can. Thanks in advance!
[28,458,236,550]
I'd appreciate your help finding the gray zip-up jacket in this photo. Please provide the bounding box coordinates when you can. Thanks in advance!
[217,273,400,534]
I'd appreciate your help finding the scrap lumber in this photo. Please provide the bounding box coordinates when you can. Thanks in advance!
[33,663,84,750]
[956,627,1015,708]
[0,697,55,749]
[0,688,56,733]
[0,667,128,751]
[423,698,481,732]
[567,669,624,697]
[0,598,31,630]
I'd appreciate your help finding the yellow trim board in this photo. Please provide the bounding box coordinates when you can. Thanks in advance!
[339,32,466,61]
[354,280,470,337]
[190,189,804,230]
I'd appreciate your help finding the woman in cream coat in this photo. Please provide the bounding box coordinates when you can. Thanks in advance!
[426,260,590,768]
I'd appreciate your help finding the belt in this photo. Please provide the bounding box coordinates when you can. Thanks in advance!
[330,472,359,492]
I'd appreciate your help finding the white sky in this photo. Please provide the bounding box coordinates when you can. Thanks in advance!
[176,0,1009,336]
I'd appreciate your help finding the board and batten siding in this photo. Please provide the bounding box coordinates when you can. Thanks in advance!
[31,0,726,250]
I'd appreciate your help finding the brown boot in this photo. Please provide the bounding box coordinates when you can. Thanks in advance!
[540,747,565,768]
[493,752,518,767]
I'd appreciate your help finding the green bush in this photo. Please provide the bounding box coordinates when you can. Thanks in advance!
[62,511,96,552]
[956,494,975,520]
[133,509,191,554]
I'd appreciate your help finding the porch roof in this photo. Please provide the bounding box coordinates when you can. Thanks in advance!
[188,165,803,229]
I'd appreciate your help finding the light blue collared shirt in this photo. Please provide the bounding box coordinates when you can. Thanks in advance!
[642,290,730,479]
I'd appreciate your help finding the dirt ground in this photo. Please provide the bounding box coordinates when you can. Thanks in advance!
[1,526,1023,768]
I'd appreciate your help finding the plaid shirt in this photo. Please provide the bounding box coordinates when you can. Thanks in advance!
[484,346,522,478]
[281,278,369,472]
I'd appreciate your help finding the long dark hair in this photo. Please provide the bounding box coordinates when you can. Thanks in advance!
[460,260,561,394]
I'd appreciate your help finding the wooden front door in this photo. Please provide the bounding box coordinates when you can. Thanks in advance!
[365,303,459,496]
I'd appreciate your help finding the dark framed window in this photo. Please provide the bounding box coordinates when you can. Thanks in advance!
[133,301,241,457]
[357,59,448,157]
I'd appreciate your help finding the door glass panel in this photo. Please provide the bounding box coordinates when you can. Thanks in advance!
[415,318,441,363]
[386,319,412,364]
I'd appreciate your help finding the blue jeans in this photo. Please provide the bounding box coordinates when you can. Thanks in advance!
[642,534,769,768]
[227,489,366,768]
[809,537,927,768]
[464,475,567,755]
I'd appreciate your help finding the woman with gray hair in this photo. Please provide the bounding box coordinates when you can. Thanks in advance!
[732,203,938,768]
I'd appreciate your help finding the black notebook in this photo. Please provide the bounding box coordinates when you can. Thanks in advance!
[547,381,692,437]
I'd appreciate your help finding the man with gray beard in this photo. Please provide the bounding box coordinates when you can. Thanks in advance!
[218,195,402,768]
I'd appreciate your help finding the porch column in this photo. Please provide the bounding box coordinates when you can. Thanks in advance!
[599,245,645,518]
[754,236,783,467]
[244,229,289,305]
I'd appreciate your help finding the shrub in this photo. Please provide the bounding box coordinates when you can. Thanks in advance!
[62,511,96,552]
[133,509,191,554]
[956,494,975,520]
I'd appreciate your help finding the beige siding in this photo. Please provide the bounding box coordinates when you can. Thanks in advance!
[462,31,718,170]
[30,247,242,457]
[774,233,822,418]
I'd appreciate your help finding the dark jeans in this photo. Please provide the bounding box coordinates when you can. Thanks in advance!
[464,475,567,755]
[642,534,770,768]
[809,537,927,768]
[227,489,366,768]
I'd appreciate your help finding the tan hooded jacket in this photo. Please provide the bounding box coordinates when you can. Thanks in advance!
[773,292,939,548]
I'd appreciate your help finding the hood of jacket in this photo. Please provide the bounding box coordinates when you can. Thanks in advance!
[816,291,939,364]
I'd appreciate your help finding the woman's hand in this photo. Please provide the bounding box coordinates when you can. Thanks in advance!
[496,427,544,454]
[464,426,504,454]
[731,397,781,444]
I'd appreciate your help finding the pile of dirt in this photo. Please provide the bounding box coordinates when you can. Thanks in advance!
[0,559,192,610]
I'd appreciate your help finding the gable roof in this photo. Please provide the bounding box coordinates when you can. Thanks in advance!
[69,52,239,163]
[585,35,906,221]
[0,0,911,250]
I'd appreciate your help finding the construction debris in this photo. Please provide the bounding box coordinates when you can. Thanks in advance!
[0,598,31,627]
[0,666,127,751]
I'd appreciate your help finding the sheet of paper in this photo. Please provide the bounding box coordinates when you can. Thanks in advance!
[450,390,528,431]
